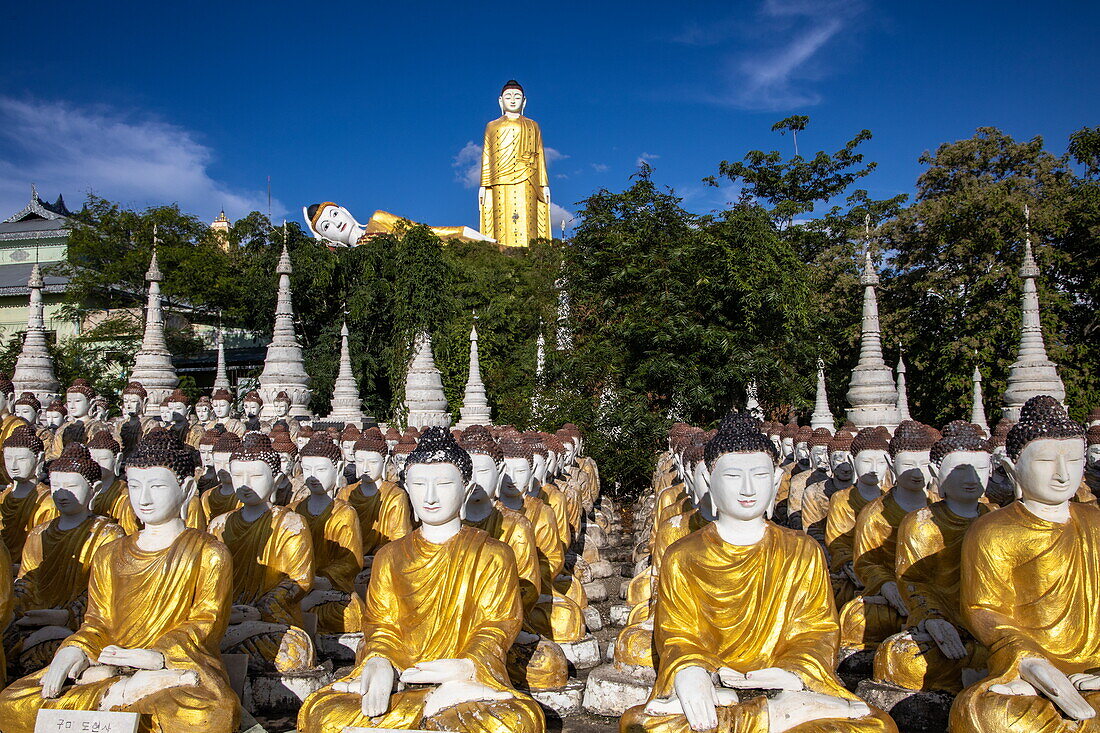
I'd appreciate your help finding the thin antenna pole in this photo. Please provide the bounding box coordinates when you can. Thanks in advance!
[267,176,272,223]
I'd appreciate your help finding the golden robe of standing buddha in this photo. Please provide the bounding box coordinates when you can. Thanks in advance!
[480,80,551,248]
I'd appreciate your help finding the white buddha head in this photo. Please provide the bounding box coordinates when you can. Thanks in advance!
[300,436,343,498]
[48,445,102,517]
[121,382,147,418]
[212,433,241,484]
[808,429,832,470]
[3,426,44,481]
[12,393,40,427]
[242,393,262,418]
[125,434,199,527]
[195,398,212,423]
[889,422,936,494]
[211,390,233,419]
[1087,430,1100,470]
[1002,397,1087,505]
[229,437,283,507]
[44,403,65,429]
[273,392,291,419]
[499,79,527,116]
[353,431,389,483]
[500,438,534,499]
[829,447,855,484]
[66,380,95,420]
[304,202,364,247]
[166,391,190,423]
[88,432,123,487]
[402,427,473,526]
[851,428,891,489]
[702,417,783,522]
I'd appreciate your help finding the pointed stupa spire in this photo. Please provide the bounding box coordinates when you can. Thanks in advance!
[458,316,492,427]
[328,321,367,425]
[971,363,989,433]
[258,224,312,417]
[810,358,836,430]
[12,262,60,403]
[531,326,547,417]
[403,331,451,429]
[1002,205,1065,420]
[212,328,230,392]
[129,228,179,404]
[895,347,911,422]
[845,221,899,429]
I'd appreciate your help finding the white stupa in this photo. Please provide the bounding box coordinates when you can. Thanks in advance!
[845,248,899,429]
[258,238,312,418]
[457,321,492,427]
[403,332,451,429]
[12,263,60,404]
[970,365,989,433]
[810,359,836,430]
[327,321,366,426]
[129,240,179,404]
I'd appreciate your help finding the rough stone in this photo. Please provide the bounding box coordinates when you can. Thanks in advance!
[530,678,586,716]
[582,606,604,632]
[587,560,614,580]
[609,604,631,627]
[560,633,601,670]
[581,663,656,717]
[248,665,334,714]
[582,581,608,603]
[855,679,953,733]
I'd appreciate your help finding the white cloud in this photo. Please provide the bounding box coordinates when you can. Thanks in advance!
[676,1,862,111]
[550,202,575,237]
[636,152,660,167]
[0,97,284,221]
[452,140,482,189]
[591,163,609,173]
[545,147,569,164]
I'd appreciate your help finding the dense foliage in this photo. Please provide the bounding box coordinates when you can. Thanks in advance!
[28,124,1098,495]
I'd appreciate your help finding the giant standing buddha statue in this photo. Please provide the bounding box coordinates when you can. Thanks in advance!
[479,80,552,248]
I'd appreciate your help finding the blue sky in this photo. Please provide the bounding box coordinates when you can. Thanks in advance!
[1,1,1095,234]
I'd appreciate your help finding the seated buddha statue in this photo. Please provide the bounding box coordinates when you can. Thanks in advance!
[338,428,412,587]
[839,421,934,650]
[193,395,215,431]
[13,393,54,451]
[950,396,1100,731]
[0,430,240,733]
[290,435,365,635]
[1,425,56,562]
[461,427,569,692]
[873,421,992,693]
[6,443,125,675]
[272,428,306,505]
[163,389,202,449]
[240,391,265,433]
[201,431,242,521]
[208,432,318,674]
[51,380,108,460]
[621,414,894,733]
[825,429,888,606]
[86,432,128,522]
[112,381,152,459]
[785,425,818,529]
[793,427,839,541]
[984,421,1015,506]
[210,388,246,436]
[296,426,546,733]
[194,427,224,497]
[502,436,586,644]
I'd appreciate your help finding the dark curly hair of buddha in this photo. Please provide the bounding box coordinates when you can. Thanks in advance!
[682,443,705,467]
[405,425,473,482]
[14,392,40,412]
[353,427,389,456]
[87,430,121,454]
[461,430,503,463]
[809,427,834,447]
[779,421,799,440]
[49,442,102,483]
[231,431,282,474]
[166,389,190,406]
[300,434,342,464]
[127,429,197,483]
[498,436,533,462]
[850,427,889,457]
[704,413,778,469]
[888,420,937,457]
[931,422,991,465]
[794,426,814,445]
[828,431,854,453]
[212,432,242,454]
[67,378,95,399]
[1087,425,1100,446]
[1006,395,1085,461]
[4,423,44,453]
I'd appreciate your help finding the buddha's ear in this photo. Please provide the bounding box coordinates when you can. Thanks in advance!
[928,460,940,484]
[498,96,505,114]
[1000,456,1022,500]
[88,478,103,501]
[768,465,784,519]
[179,474,197,510]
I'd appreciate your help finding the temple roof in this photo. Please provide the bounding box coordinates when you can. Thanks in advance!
[0,262,69,296]
[3,186,72,224]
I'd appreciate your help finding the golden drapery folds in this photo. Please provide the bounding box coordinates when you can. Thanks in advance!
[336,479,412,557]
[0,541,12,687]
[621,523,895,732]
[539,483,572,549]
[0,483,57,561]
[0,529,240,733]
[522,493,585,644]
[297,526,545,733]
[200,486,242,525]
[838,492,914,649]
[12,515,125,630]
[290,496,365,634]
[208,505,315,671]
[873,501,990,692]
[825,485,881,606]
[89,478,128,523]
[951,502,1100,732]
[479,115,551,248]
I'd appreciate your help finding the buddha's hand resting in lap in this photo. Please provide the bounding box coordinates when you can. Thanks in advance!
[767,690,870,733]
[40,646,89,699]
[399,658,476,685]
[422,680,513,718]
[923,619,967,660]
[359,657,395,718]
[990,657,1097,721]
[880,581,909,616]
[98,646,164,670]
[719,667,803,691]
[673,665,719,732]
